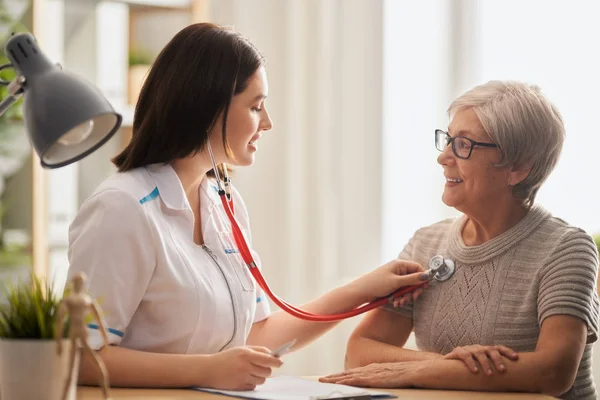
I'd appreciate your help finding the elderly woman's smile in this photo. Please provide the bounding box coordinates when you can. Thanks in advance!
[444,176,463,185]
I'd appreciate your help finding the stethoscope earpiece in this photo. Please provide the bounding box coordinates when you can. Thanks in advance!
[428,255,456,282]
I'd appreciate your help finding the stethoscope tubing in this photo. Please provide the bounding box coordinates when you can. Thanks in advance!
[207,143,427,322]
[218,188,427,321]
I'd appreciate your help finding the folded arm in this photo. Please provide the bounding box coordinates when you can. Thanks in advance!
[414,315,586,396]
[329,315,586,398]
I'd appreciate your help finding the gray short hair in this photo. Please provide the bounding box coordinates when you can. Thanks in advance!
[448,81,565,206]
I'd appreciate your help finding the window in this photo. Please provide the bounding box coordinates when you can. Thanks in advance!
[480,0,600,234]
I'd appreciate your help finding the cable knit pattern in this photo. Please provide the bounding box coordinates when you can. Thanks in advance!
[385,205,599,400]
[430,257,501,354]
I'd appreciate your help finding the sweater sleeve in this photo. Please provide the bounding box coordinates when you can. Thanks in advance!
[538,228,600,343]
[382,233,417,319]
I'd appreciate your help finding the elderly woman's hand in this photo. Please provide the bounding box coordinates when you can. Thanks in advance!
[319,361,426,388]
[443,345,519,375]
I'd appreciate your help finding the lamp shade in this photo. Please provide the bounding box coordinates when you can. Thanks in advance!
[4,33,122,168]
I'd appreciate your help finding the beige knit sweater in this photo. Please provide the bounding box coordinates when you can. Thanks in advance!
[386,205,599,399]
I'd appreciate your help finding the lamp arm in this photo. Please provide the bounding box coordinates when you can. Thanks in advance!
[0,75,25,117]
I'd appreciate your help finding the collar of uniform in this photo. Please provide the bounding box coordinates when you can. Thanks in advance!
[145,163,190,211]
[199,173,222,235]
[199,174,221,209]
[145,163,222,211]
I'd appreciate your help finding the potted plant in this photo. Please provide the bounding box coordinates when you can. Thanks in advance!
[0,274,79,400]
[128,47,154,105]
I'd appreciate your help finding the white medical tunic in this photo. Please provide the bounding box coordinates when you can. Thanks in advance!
[67,163,270,353]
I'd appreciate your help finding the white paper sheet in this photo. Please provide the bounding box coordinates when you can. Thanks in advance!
[194,376,397,400]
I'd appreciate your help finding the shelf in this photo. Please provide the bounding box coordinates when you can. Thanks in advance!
[116,0,191,9]
[65,0,191,10]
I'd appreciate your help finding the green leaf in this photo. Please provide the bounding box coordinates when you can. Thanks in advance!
[128,47,154,66]
[0,273,67,339]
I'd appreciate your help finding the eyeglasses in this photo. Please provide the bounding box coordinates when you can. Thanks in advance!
[435,129,498,160]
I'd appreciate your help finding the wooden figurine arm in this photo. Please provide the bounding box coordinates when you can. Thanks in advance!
[91,300,110,347]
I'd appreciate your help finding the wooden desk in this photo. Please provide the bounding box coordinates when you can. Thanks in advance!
[78,385,554,399]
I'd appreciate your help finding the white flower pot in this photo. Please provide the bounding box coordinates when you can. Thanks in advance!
[0,339,80,400]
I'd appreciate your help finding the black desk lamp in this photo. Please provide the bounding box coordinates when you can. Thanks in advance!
[0,32,122,168]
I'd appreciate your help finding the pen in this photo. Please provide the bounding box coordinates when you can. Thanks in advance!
[270,338,297,358]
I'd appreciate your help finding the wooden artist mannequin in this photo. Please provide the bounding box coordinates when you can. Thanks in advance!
[56,272,111,400]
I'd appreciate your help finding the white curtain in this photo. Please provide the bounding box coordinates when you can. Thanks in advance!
[211,0,384,376]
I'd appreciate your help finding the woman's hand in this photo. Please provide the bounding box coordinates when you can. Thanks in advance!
[347,259,427,303]
[319,361,424,388]
[443,345,519,375]
[205,346,283,390]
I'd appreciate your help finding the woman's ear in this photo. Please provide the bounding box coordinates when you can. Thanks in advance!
[507,164,532,186]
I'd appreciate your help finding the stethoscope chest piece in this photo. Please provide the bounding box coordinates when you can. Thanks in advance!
[428,255,456,282]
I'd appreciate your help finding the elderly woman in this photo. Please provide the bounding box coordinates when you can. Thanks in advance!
[320,81,599,399]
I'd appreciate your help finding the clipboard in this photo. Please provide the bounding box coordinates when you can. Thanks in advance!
[194,375,397,399]
[310,391,372,399]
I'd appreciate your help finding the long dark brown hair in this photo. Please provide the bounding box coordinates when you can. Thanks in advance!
[112,23,264,171]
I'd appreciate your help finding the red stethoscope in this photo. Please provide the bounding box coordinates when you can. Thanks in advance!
[207,145,455,322]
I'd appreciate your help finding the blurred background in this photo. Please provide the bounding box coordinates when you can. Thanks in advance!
[0,0,599,382]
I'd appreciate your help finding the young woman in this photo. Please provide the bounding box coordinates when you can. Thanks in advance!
[67,22,426,391]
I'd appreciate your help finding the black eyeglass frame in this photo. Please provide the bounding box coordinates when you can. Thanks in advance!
[435,129,498,160]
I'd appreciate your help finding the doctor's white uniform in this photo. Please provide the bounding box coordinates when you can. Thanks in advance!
[67,163,270,353]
